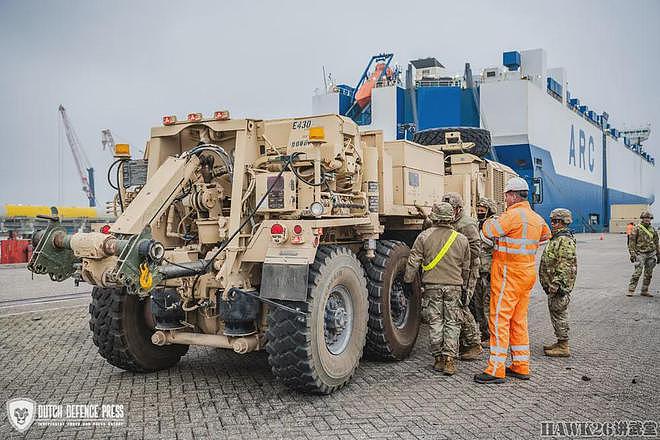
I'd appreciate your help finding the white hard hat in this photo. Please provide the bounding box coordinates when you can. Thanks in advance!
[504,177,529,193]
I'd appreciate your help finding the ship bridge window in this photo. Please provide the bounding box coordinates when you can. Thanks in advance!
[516,159,528,167]
[534,158,543,167]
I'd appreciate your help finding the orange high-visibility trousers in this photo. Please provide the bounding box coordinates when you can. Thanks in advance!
[482,201,550,378]
[486,262,535,377]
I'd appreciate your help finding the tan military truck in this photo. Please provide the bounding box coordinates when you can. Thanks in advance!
[28,112,516,394]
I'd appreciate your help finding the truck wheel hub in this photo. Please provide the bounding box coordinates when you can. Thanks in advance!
[390,276,410,328]
[323,285,353,355]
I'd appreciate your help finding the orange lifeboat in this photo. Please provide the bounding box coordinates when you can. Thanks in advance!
[354,62,394,109]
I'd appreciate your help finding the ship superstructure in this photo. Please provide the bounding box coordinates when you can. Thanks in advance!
[312,49,655,229]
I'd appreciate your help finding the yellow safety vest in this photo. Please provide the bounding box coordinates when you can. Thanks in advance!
[422,230,459,272]
[639,224,655,240]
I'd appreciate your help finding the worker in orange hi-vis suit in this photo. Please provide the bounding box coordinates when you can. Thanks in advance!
[474,177,551,384]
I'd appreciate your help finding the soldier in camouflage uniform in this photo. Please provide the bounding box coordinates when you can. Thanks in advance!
[539,208,577,357]
[627,211,659,297]
[405,202,471,376]
[441,192,483,361]
[472,197,498,346]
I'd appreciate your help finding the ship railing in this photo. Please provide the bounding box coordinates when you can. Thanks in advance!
[415,78,463,88]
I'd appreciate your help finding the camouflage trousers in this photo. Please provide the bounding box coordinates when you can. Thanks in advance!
[421,285,462,358]
[629,252,657,293]
[471,272,491,339]
[459,288,482,348]
[547,292,570,340]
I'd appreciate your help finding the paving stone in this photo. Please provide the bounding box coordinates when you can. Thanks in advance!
[0,234,658,439]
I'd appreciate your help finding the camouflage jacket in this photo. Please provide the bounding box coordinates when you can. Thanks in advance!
[453,212,481,292]
[478,216,497,273]
[628,223,659,255]
[539,228,577,294]
[405,224,471,287]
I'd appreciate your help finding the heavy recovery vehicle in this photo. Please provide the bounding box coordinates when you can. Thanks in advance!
[28,112,516,394]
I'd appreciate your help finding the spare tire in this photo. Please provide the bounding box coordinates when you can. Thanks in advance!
[413,127,491,158]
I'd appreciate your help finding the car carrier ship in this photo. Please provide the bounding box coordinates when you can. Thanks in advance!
[312,49,655,230]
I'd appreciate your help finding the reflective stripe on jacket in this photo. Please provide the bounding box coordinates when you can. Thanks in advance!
[482,201,551,267]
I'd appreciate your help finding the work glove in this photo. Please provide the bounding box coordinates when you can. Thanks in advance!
[414,204,426,217]
[630,254,637,263]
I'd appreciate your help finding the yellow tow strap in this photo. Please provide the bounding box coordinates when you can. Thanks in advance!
[422,230,459,272]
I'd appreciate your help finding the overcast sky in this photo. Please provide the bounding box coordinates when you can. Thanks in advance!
[0,0,658,212]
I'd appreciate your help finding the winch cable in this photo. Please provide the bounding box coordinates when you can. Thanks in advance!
[185,143,234,176]
[107,158,128,211]
[288,151,327,187]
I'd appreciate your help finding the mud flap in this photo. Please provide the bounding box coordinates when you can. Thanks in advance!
[260,263,309,301]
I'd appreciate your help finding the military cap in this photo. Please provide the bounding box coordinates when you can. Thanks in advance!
[429,202,455,223]
[441,192,464,209]
[477,197,497,213]
[550,208,573,224]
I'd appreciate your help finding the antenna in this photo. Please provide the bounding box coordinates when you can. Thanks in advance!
[323,65,328,92]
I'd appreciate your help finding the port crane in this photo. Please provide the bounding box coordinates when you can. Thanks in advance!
[58,105,96,207]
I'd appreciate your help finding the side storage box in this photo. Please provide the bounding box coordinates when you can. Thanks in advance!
[384,141,445,208]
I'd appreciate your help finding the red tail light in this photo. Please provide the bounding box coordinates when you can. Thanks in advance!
[163,115,176,126]
[187,112,203,122]
[101,224,111,234]
[293,224,303,235]
[270,223,285,235]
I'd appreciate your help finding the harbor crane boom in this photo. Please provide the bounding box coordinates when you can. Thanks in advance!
[58,105,96,207]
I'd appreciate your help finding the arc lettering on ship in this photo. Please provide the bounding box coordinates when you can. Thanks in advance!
[568,124,595,173]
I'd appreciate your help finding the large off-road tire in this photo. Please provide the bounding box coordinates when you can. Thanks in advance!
[360,240,422,360]
[89,287,188,372]
[413,127,491,158]
[266,246,368,394]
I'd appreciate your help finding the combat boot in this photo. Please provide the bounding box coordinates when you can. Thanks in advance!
[641,291,653,297]
[460,344,483,361]
[543,340,559,351]
[443,356,457,376]
[433,355,445,372]
[544,340,570,357]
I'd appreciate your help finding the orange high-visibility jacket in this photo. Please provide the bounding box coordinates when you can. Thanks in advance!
[482,201,551,269]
